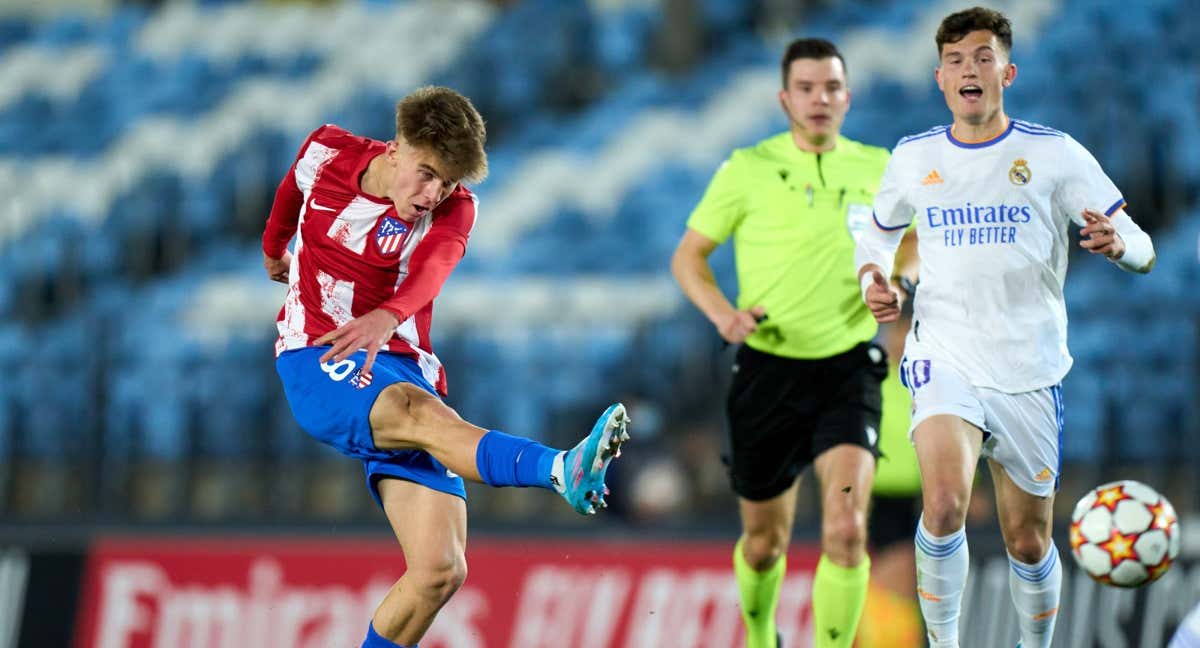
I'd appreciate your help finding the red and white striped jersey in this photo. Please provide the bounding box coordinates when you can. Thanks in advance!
[262,124,477,395]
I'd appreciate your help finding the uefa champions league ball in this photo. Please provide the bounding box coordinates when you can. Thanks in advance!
[1069,480,1181,588]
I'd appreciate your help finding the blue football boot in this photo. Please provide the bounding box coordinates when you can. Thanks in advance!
[552,403,629,514]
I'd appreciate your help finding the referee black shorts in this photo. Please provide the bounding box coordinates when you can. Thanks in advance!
[869,493,923,549]
[726,341,886,502]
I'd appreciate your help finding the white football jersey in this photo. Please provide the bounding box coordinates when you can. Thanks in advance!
[873,119,1124,392]
[1170,601,1200,647]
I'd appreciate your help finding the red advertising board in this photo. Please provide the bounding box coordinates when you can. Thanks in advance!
[74,537,821,648]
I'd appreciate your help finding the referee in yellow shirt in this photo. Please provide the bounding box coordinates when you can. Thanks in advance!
[671,38,915,648]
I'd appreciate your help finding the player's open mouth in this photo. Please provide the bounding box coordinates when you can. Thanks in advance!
[959,85,983,99]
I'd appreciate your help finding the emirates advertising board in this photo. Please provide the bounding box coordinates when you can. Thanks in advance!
[71,537,1198,648]
[73,538,822,648]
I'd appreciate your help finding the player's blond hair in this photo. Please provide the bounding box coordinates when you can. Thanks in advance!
[395,86,488,184]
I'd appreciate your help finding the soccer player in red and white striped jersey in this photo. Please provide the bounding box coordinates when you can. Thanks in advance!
[263,117,473,396]
[263,86,630,648]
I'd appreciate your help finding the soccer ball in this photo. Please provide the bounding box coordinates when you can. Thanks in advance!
[1069,480,1181,588]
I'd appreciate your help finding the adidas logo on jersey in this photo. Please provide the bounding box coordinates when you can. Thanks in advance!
[921,169,944,185]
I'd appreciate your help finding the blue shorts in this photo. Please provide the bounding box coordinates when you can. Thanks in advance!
[276,347,466,507]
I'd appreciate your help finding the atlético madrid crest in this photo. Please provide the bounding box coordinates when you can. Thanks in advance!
[376,217,409,255]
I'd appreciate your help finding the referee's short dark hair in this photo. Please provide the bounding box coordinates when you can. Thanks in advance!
[781,38,846,87]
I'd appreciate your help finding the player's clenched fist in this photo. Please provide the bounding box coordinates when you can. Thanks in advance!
[1079,208,1126,260]
[862,269,901,323]
[263,251,292,283]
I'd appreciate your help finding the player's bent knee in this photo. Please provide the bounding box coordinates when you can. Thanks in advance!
[1006,532,1051,564]
[409,555,468,605]
[402,384,462,426]
[822,510,867,554]
[743,529,788,569]
[370,385,420,448]
[371,383,460,449]
[922,492,969,534]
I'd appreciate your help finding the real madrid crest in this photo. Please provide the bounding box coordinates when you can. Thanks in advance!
[1009,158,1031,186]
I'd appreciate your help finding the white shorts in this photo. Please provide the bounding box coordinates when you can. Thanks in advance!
[900,347,1063,497]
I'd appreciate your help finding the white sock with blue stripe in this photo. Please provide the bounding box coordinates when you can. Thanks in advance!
[1007,544,1062,648]
[915,515,968,648]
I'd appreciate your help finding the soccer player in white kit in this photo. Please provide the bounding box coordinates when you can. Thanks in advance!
[853,8,1155,648]
[1172,602,1200,647]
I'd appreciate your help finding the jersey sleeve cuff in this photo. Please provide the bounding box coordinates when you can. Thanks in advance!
[262,240,288,259]
[872,212,908,232]
[377,303,409,324]
[1103,197,1126,217]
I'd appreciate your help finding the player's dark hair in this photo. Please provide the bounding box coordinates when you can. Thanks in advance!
[780,38,845,87]
[395,86,488,184]
[936,6,1013,56]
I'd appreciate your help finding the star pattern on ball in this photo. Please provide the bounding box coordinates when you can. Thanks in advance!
[1148,560,1172,582]
[1148,500,1176,530]
[1094,484,1129,512]
[1069,520,1084,549]
[1101,529,1139,566]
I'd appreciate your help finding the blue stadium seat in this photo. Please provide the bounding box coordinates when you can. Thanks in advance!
[594,9,656,75]
[136,367,192,460]
[191,362,267,457]
[33,14,93,47]
[0,0,1194,482]
[0,18,33,55]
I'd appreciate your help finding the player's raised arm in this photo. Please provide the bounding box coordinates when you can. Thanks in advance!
[1079,207,1155,273]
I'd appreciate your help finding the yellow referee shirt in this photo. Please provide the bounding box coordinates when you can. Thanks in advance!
[873,360,922,496]
[688,132,890,358]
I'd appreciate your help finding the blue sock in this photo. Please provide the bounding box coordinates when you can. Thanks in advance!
[362,622,411,648]
[475,430,558,489]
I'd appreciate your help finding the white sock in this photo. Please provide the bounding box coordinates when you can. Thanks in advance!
[549,452,566,493]
[1007,545,1063,648]
[915,515,969,648]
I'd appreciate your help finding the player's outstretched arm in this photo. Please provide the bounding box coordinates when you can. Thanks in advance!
[670,228,765,344]
[1079,208,1155,273]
